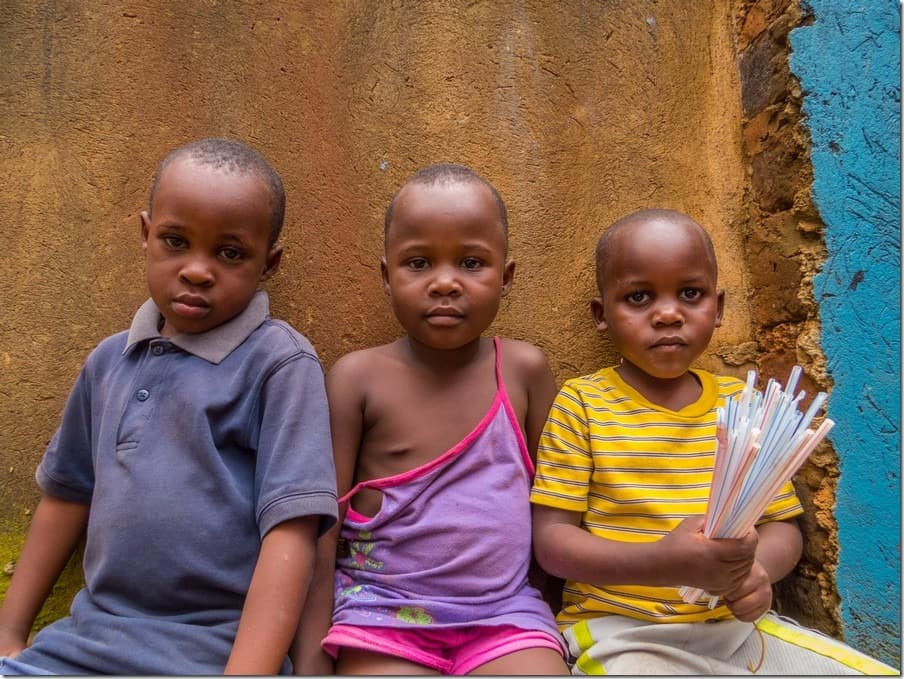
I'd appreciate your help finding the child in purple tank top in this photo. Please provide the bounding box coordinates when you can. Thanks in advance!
[292,164,568,675]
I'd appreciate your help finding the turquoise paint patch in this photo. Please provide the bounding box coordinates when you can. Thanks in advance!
[790,1,901,668]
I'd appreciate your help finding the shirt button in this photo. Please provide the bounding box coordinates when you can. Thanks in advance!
[136,389,150,401]
[151,345,165,356]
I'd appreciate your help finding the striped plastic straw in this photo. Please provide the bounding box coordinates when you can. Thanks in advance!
[679,366,834,607]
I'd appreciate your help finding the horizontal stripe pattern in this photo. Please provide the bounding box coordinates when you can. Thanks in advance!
[530,366,804,625]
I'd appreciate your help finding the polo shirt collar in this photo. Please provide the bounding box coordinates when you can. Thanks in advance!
[124,290,270,364]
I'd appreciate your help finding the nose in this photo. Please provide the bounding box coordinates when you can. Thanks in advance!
[179,256,215,287]
[428,265,462,297]
[652,299,683,326]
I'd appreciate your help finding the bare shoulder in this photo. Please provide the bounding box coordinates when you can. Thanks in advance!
[329,346,375,376]
[497,337,553,377]
[327,342,401,396]
[497,338,558,446]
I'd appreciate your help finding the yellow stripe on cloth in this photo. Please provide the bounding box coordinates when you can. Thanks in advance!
[572,620,607,675]
[756,616,898,675]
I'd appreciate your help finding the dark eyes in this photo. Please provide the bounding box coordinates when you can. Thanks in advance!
[624,288,704,304]
[404,257,485,270]
[219,247,244,262]
[462,257,483,270]
[162,235,186,249]
[680,288,703,301]
[159,235,245,262]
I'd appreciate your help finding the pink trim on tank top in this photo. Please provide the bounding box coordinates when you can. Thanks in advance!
[340,337,534,522]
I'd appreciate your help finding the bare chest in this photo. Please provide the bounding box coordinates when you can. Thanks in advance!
[356,376,498,482]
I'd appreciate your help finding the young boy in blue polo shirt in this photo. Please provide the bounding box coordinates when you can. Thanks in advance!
[0,138,338,675]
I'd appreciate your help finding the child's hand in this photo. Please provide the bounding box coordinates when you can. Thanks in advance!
[723,560,772,622]
[659,516,757,595]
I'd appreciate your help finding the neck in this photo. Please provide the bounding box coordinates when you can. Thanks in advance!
[615,361,702,411]
[402,335,486,375]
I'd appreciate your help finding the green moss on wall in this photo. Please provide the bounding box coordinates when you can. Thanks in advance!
[0,519,84,637]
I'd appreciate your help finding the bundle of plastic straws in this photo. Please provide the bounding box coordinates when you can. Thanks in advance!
[679,365,834,608]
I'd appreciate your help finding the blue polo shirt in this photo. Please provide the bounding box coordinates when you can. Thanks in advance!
[16,291,337,675]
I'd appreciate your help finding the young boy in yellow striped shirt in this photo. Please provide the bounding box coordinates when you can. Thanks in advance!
[530,209,895,675]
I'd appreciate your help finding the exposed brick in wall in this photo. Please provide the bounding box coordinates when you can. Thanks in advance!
[733,0,841,638]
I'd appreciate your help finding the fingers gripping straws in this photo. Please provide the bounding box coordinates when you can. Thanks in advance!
[680,365,835,607]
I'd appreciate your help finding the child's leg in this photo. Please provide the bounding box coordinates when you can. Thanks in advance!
[468,647,570,676]
[735,612,898,675]
[336,648,441,676]
[324,625,449,675]
[563,613,899,675]
[452,626,568,675]
[562,614,753,674]
[326,624,569,676]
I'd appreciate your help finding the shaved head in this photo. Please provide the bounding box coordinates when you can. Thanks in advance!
[384,163,508,243]
[595,209,717,294]
[149,138,285,245]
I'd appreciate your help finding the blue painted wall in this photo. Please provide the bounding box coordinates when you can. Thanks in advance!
[790,1,901,667]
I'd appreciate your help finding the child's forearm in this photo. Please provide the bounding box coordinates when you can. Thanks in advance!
[754,519,803,583]
[290,526,340,675]
[533,507,672,586]
[0,496,88,655]
[533,507,757,594]
[225,516,318,675]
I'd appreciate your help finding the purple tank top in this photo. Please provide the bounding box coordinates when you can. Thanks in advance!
[332,338,561,639]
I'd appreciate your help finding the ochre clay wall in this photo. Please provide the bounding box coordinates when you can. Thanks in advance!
[0,0,843,641]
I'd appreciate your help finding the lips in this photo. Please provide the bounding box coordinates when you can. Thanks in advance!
[171,294,210,319]
[424,306,464,325]
[426,306,463,318]
[651,336,686,349]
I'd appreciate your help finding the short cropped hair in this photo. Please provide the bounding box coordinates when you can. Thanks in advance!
[148,138,286,245]
[384,163,509,246]
[595,208,717,293]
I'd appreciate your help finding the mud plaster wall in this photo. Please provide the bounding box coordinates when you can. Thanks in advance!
[0,0,892,662]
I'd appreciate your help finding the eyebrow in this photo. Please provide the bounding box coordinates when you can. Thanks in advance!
[394,241,498,254]
[616,274,712,286]
[156,223,251,245]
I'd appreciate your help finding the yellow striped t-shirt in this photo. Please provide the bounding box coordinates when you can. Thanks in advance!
[530,366,803,627]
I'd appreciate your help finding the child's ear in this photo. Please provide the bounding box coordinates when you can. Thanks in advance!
[140,211,151,251]
[380,257,390,296]
[500,259,516,297]
[260,245,283,282]
[714,288,725,327]
[590,296,608,332]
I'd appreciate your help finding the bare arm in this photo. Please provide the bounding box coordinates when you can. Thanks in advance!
[752,518,803,581]
[225,516,319,675]
[522,350,558,467]
[0,495,89,657]
[501,339,558,465]
[291,523,342,675]
[290,355,365,675]
[532,505,757,596]
[724,518,803,622]
[507,341,561,603]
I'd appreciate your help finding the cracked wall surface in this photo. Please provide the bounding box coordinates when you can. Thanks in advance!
[734,0,845,642]
[0,0,898,664]
[789,0,901,666]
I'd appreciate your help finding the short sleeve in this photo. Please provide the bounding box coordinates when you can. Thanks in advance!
[253,351,338,538]
[35,362,96,504]
[758,479,804,524]
[529,381,594,513]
